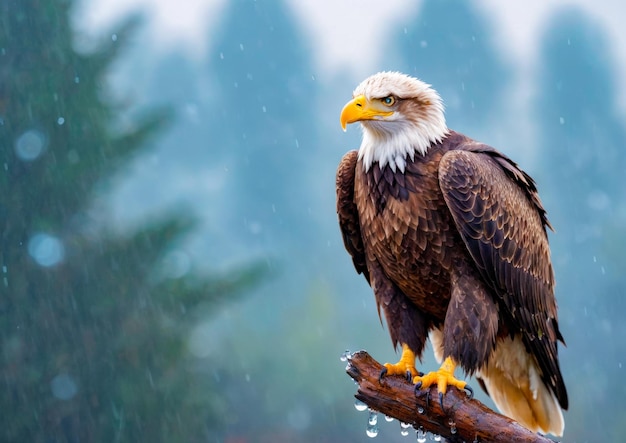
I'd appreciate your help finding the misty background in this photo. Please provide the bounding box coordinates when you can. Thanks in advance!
[2,0,625,442]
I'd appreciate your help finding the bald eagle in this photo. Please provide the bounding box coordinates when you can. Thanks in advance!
[336,72,568,436]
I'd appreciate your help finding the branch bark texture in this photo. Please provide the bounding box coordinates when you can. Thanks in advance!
[345,350,556,443]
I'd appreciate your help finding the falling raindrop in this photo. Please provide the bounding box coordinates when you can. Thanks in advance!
[57,117,65,125]
[111,33,118,41]
[74,76,80,84]
[28,233,65,267]
[354,399,368,412]
[239,43,244,51]
[51,373,78,400]
[14,129,47,161]
[559,117,565,125]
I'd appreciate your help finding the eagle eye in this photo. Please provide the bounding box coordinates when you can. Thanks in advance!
[381,96,396,106]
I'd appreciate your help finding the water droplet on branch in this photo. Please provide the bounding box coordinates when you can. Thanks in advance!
[367,410,378,426]
[354,399,368,412]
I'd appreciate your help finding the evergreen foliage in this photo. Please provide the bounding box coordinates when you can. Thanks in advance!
[0,1,263,442]
[535,8,626,440]
[391,0,509,132]
[536,7,626,248]
[209,0,317,255]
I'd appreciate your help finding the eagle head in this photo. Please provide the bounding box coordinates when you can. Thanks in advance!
[340,71,448,172]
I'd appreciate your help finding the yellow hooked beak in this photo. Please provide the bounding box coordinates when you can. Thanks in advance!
[340,95,394,131]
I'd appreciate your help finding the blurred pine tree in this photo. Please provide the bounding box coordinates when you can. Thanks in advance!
[390,0,509,134]
[0,1,263,442]
[536,7,626,253]
[208,0,317,259]
[535,7,626,441]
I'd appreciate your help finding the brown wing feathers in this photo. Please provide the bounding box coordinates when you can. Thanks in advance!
[439,147,568,409]
[336,150,370,283]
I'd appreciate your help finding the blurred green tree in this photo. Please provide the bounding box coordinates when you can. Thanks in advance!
[534,7,626,441]
[0,1,263,442]
[536,7,625,255]
[390,0,509,134]
[209,0,318,258]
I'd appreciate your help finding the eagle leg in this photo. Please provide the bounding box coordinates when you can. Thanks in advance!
[380,343,420,382]
[412,357,472,401]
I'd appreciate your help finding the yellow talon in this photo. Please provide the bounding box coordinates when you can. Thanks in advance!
[412,357,468,395]
[381,343,419,380]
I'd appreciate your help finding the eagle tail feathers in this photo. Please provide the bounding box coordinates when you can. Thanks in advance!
[477,336,565,437]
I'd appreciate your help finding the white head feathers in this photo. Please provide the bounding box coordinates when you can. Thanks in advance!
[354,71,448,172]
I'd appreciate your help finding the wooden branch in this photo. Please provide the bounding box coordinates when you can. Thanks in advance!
[345,350,556,443]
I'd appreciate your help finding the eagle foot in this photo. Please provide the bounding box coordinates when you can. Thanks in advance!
[412,357,472,405]
[380,344,420,383]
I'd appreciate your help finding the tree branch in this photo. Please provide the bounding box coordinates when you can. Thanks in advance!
[345,350,556,443]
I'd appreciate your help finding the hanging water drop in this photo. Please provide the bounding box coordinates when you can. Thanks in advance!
[400,421,411,436]
[354,399,368,412]
[433,434,442,441]
[340,350,352,362]
[366,422,379,438]
[368,410,378,426]
[450,425,457,434]
[417,406,424,414]
[416,427,426,443]
[384,415,394,422]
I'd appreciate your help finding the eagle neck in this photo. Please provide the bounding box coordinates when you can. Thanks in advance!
[358,122,448,174]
